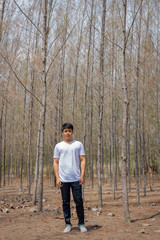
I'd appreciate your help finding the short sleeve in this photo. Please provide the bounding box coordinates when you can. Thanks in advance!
[53,144,60,158]
[80,142,85,156]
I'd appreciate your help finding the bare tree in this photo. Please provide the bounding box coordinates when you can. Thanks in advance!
[121,0,130,223]
[72,1,87,125]
[0,0,6,42]
[37,0,48,212]
[3,102,7,186]
[134,0,143,204]
[111,0,116,200]
[156,1,160,181]
[0,0,6,188]
[97,0,106,207]
[89,0,95,188]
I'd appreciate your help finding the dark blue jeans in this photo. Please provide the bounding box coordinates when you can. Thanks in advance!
[60,181,84,226]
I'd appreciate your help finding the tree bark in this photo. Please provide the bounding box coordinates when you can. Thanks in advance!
[97,0,106,207]
[3,102,7,186]
[134,0,143,204]
[0,110,3,188]
[111,0,116,200]
[37,0,48,212]
[89,0,94,188]
[20,88,26,191]
[121,0,130,223]
[0,0,6,42]
[0,0,6,188]
[72,1,87,125]
[142,0,151,197]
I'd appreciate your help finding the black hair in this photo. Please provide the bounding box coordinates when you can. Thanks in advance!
[61,122,74,132]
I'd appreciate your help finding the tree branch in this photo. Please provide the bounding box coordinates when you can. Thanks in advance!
[46,20,80,77]
[0,52,43,106]
[91,22,123,50]
[14,0,43,35]
[126,2,143,45]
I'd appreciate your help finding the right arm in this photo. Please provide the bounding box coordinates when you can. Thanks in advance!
[53,158,63,187]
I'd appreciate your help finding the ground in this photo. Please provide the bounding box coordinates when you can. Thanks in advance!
[0,179,160,240]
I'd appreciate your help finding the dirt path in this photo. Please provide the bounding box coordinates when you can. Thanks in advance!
[0,180,160,240]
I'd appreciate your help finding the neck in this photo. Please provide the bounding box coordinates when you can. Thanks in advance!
[64,138,73,143]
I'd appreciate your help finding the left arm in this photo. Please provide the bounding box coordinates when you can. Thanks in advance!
[79,155,86,185]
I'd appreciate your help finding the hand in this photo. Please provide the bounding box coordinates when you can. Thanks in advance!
[79,175,84,185]
[56,178,63,187]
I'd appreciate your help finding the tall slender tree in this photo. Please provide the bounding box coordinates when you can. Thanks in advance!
[121,0,130,223]
[97,0,106,207]
[0,0,6,188]
[134,0,143,204]
[37,0,48,212]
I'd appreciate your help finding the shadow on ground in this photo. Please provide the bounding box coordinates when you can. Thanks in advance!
[72,225,102,231]
[131,211,160,222]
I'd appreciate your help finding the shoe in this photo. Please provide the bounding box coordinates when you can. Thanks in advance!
[79,225,87,233]
[63,225,71,233]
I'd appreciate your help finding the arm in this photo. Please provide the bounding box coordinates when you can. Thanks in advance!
[53,158,63,187]
[79,155,86,185]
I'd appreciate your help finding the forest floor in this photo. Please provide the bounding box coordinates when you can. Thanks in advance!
[0,178,160,240]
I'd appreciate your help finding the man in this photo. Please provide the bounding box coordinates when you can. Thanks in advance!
[53,122,87,233]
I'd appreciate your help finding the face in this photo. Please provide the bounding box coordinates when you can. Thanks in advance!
[62,128,73,142]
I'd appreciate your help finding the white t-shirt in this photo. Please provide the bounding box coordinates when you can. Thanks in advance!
[54,140,85,182]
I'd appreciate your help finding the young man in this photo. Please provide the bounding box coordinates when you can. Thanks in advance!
[53,123,87,233]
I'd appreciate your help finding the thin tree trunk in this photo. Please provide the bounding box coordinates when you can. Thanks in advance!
[87,0,94,185]
[0,116,2,188]
[134,0,143,204]
[32,1,42,203]
[33,116,41,205]
[53,96,58,187]
[82,0,89,150]
[101,135,104,182]
[26,22,35,194]
[3,102,7,186]
[109,133,112,186]
[139,127,142,188]
[116,132,120,185]
[0,96,5,188]
[142,86,146,196]
[147,134,151,190]
[37,0,48,212]
[49,111,54,183]
[90,4,97,183]
[142,0,150,197]
[127,110,131,192]
[156,2,160,180]
[115,127,118,190]
[27,89,34,195]
[90,82,94,187]
[58,10,68,130]
[10,114,15,185]
[90,0,96,188]
[8,141,11,185]
[105,134,108,183]
[72,1,87,125]
[0,0,6,42]
[97,0,106,207]
[121,0,130,223]
[0,4,6,186]
[111,0,116,199]
[20,89,26,191]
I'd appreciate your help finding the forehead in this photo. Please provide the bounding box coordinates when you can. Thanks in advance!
[63,128,73,131]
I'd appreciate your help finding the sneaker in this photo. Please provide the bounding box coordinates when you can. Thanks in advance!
[63,225,71,233]
[79,225,87,233]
